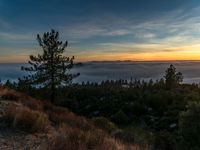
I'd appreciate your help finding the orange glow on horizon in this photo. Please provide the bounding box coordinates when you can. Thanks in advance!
[76,49,200,62]
[75,44,200,62]
[1,49,200,63]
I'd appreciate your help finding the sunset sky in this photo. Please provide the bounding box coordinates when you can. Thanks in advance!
[1,0,200,62]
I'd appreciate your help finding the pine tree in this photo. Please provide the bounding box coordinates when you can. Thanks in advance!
[21,29,79,103]
[164,64,183,89]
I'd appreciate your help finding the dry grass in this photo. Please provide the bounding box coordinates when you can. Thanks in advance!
[0,86,141,150]
[4,104,49,132]
[92,117,118,133]
[43,101,92,131]
[0,86,43,110]
[47,109,93,131]
[47,124,137,150]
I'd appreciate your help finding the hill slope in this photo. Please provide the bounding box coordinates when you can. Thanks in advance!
[0,86,139,150]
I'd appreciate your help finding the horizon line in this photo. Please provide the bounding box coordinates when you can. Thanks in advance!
[2,59,200,64]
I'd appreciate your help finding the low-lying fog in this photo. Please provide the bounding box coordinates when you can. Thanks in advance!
[1,61,200,84]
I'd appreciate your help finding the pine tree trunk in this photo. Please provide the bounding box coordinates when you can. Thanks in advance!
[51,84,55,103]
[50,51,55,103]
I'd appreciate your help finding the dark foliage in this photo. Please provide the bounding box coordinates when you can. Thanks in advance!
[177,102,200,150]
[164,64,183,89]
[20,29,79,103]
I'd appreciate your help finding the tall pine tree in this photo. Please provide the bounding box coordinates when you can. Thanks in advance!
[21,29,79,103]
[164,64,183,89]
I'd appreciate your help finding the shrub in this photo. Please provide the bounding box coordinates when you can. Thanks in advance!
[177,102,200,150]
[43,101,69,114]
[47,125,86,150]
[20,96,43,110]
[112,110,130,125]
[153,131,175,150]
[92,117,117,133]
[1,92,19,101]
[4,104,49,132]
[1,89,42,110]
[112,130,135,143]
[46,105,92,131]
[47,124,122,150]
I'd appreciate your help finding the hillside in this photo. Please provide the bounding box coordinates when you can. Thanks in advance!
[0,86,139,150]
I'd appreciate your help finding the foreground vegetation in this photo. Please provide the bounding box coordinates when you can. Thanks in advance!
[4,66,200,150]
[0,86,140,150]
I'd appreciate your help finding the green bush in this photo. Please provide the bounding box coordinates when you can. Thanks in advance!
[153,131,175,150]
[92,117,117,133]
[112,110,130,125]
[177,102,200,150]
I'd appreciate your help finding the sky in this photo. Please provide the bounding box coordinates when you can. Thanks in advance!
[1,0,200,62]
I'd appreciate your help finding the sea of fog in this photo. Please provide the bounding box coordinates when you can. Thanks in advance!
[1,61,200,84]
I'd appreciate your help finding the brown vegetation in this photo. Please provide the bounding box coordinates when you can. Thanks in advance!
[4,104,49,132]
[0,86,140,150]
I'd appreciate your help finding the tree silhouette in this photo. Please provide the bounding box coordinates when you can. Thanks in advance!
[21,29,79,103]
[164,64,183,89]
